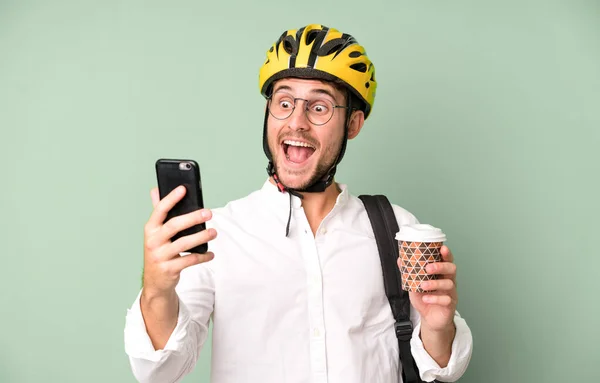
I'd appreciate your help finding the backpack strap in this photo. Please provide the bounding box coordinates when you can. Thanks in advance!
[359,194,422,383]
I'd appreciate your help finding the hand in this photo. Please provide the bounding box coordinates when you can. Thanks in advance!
[399,245,458,332]
[142,185,217,298]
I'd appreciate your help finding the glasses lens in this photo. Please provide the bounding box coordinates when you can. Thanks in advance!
[268,92,335,125]
[269,92,295,120]
[306,98,334,125]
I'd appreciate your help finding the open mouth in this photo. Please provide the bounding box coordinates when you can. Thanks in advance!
[282,140,316,164]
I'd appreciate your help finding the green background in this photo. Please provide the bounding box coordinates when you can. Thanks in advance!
[1,0,598,382]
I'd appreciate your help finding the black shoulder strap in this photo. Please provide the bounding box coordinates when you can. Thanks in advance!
[359,194,423,383]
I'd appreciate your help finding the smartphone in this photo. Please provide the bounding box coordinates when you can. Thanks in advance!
[155,158,208,254]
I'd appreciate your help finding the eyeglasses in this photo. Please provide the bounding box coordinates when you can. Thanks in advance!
[267,91,349,126]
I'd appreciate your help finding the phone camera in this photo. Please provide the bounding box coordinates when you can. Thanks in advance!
[179,162,193,171]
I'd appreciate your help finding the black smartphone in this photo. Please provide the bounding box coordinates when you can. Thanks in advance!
[155,158,208,254]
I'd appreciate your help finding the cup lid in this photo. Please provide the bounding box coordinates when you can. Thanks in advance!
[395,224,447,242]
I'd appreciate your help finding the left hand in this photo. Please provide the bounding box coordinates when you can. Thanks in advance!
[399,245,458,332]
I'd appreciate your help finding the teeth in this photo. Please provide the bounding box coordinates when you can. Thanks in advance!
[284,140,315,149]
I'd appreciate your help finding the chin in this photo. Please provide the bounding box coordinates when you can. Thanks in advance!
[275,163,315,190]
[277,172,311,190]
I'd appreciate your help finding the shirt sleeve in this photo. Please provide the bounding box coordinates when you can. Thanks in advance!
[410,310,473,382]
[123,261,215,383]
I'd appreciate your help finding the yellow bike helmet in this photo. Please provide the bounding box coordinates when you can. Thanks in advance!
[259,24,377,118]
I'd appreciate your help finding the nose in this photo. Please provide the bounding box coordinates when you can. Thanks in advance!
[287,99,310,131]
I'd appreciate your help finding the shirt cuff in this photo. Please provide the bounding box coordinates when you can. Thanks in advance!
[123,289,192,362]
[410,314,473,382]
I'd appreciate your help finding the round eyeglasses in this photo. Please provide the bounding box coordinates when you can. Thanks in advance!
[267,91,349,126]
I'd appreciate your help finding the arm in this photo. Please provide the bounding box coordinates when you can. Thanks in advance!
[405,246,473,381]
[410,309,473,382]
[391,205,473,380]
[140,288,179,351]
[419,320,456,367]
[124,263,215,383]
[124,186,217,383]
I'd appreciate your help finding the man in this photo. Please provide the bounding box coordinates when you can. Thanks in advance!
[124,24,473,383]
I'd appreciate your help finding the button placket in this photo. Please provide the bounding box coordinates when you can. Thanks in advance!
[297,210,328,381]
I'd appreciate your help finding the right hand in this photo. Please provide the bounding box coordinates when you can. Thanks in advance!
[142,185,217,297]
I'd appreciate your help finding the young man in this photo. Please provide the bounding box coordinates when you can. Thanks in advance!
[124,24,473,383]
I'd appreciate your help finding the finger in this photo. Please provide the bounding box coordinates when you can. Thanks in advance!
[146,185,187,232]
[168,251,215,274]
[420,279,455,292]
[167,227,217,255]
[159,209,212,243]
[422,294,453,306]
[440,246,454,263]
[150,187,160,208]
[426,262,457,277]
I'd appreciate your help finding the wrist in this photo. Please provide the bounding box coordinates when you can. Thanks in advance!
[419,321,456,367]
[420,320,456,337]
[141,287,178,312]
[141,285,176,301]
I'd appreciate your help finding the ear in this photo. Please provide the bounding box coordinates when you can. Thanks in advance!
[347,110,365,140]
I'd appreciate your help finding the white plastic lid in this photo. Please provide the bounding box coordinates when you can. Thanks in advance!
[395,224,447,242]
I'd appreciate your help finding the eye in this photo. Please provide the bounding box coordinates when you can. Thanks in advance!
[311,103,329,115]
[279,100,293,109]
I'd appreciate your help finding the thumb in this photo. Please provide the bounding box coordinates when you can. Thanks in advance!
[150,187,160,208]
[440,245,454,263]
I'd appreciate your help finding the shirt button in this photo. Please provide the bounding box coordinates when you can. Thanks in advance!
[312,328,321,337]
[320,228,327,235]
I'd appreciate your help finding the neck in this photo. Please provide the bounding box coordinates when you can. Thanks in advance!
[269,177,341,236]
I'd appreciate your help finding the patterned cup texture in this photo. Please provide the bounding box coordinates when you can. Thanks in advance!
[399,241,443,292]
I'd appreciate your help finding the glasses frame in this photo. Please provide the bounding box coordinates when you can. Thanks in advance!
[266,91,350,126]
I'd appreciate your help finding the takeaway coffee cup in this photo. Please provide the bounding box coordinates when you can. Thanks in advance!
[396,224,447,292]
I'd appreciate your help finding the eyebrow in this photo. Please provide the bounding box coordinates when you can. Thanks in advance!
[311,89,339,104]
[273,85,341,104]
[273,85,293,94]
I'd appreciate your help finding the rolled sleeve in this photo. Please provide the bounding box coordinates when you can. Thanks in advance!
[410,312,473,382]
[123,288,211,383]
[123,260,215,383]
[123,289,194,362]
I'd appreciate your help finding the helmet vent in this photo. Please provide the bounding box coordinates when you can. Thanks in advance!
[365,82,370,89]
[350,63,367,73]
[349,51,363,58]
[283,36,297,55]
[316,38,345,57]
[306,30,319,45]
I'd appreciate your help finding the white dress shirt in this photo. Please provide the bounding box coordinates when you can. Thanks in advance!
[124,180,473,383]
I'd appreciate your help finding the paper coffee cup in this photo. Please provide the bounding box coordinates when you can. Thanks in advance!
[396,224,446,292]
